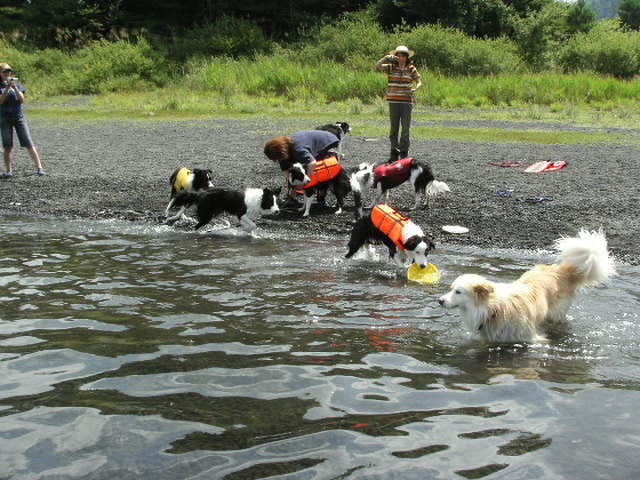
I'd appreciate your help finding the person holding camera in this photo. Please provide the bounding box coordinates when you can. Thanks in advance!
[0,63,45,178]
[376,46,421,162]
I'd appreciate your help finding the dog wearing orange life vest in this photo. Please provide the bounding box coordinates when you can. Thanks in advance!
[288,155,364,218]
[345,203,435,268]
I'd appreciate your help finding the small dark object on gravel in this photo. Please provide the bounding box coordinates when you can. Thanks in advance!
[496,190,514,197]
[488,161,522,167]
[524,196,553,204]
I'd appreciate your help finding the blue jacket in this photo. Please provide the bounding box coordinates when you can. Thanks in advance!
[279,130,339,171]
[0,82,25,118]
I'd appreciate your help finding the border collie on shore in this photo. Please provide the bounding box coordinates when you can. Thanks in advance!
[165,187,281,234]
[315,122,351,156]
[438,229,615,343]
[354,157,450,210]
[288,162,353,218]
[165,167,214,218]
[345,204,435,268]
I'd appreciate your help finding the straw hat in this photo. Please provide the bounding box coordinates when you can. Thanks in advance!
[389,45,415,57]
[0,63,12,72]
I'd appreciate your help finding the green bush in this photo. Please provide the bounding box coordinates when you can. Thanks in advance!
[299,12,524,75]
[403,24,524,75]
[60,38,167,94]
[298,10,391,70]
[172,16,273,61]
[557,19,640,78]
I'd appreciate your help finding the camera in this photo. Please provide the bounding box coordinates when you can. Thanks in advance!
[8,77,19,83]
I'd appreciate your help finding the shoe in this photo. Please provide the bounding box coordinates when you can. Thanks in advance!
[36,168,46,176]
[388,148,400,163]
[1,171,13,178]
[400,151,409,159]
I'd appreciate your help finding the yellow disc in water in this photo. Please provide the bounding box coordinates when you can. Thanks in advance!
[407,262,440,284]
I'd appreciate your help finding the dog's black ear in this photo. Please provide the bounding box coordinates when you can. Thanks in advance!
[402,235,421,251]
[273,186,282,196]
[472,283,494,302]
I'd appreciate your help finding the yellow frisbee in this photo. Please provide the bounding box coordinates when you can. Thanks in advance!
[407,262,440,284]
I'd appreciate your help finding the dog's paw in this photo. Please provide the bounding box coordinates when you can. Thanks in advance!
[334,208,343,215]
[302,212,310,218]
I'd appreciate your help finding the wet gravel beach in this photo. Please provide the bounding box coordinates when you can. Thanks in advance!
[1,116,638,264]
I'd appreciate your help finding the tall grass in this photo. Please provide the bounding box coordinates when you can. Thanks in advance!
[183,58,640,108]
[2,11,640,116]
[188,56,386,103]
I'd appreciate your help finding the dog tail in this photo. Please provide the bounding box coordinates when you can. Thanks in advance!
[555,229,615,287]
[426,180,451,197]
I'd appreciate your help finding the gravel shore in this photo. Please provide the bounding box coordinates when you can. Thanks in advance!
[1,117,638,264]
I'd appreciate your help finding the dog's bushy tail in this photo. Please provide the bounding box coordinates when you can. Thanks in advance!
[426,180,451,197]
[556,229,615,287]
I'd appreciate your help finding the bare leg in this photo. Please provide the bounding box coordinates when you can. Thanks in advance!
[26,146,42,169]
[4,148,13,173]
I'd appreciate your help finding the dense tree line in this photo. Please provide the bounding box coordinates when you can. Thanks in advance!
[2,0,640,51]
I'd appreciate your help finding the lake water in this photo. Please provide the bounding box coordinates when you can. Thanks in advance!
[1,215,639,479]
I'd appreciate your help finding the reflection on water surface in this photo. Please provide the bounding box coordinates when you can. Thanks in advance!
[1,215,639,478]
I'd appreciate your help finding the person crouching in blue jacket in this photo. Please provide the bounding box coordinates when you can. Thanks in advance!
[264,130,339,207]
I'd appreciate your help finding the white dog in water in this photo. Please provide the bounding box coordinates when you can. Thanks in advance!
[438,229,615,343]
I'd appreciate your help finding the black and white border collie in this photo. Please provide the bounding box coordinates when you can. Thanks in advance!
[165,187,281,235]
[315,122,351,156]
[355,158,450,210]
[288,162,353,218]
[345,208,435,268]
[165,167,214,218]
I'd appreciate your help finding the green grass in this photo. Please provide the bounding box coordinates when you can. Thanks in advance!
[23,64,640,147]
[27,94,630,146]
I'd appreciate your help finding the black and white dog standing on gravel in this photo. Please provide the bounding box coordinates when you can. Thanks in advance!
[353,157,450,210]
[165,187,281,235]
[315,122,351,157]
[288,161,352,217]
[164,167,214,218]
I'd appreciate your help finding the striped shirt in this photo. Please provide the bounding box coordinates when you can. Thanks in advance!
[383,64,420,104]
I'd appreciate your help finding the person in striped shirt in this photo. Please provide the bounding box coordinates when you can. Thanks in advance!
[376,45,421,162]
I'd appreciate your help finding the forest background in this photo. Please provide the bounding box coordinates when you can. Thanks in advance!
[1,0,640,120]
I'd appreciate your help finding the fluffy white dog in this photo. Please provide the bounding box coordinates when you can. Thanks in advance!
[438,229,615,343]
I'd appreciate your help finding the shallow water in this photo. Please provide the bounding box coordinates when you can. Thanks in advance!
[1,215,639,479]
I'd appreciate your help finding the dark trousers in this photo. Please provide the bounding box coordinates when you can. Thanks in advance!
[388,102,413,158]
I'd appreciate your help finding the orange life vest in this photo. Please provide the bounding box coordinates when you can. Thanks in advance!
[370,203,409,250]
[304,156,342,189]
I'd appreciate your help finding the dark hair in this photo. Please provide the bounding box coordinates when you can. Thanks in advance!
[264,136,292,162]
